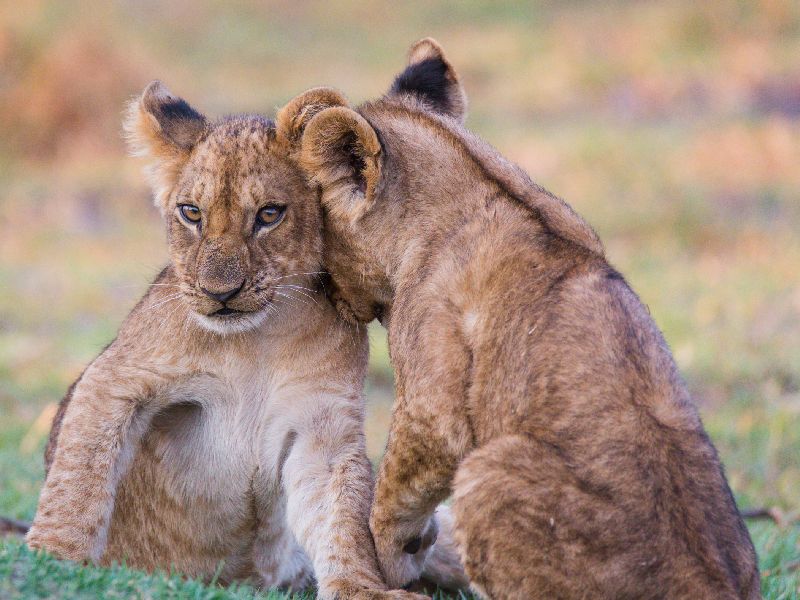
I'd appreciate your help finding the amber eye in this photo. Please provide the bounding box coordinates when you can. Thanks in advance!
[256,205,286,229]
[179,204,202,224]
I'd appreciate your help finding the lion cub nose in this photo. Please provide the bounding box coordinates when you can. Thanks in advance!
[201,281,244,304]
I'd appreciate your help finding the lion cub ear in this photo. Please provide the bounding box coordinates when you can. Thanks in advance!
[387,37,467,122]
[276,87,350,145]
[124,80,207,207]
[300,106,382,224]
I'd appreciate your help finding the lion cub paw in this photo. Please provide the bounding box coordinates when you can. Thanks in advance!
[371,516,439,590]
[349,591,429,600]
[324,579,429,600]
[26,526,90,562]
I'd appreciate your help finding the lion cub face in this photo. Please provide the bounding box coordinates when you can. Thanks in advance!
[126,82,322,333]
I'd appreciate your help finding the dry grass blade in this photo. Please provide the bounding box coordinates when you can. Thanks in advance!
[0,516,29,537]
[741,507,800,528]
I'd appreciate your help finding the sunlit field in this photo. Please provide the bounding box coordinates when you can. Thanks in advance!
[1,1,798,597]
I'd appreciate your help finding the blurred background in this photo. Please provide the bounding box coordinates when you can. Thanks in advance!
[1,0,798,594]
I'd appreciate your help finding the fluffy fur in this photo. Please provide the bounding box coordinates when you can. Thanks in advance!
[295,40,760,599]
[27,82,464,599]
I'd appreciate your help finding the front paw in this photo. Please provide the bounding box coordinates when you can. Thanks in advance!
[371,516,439,589]
[323,579,429,600]
[26,525,90,562]
[355,592,429,600]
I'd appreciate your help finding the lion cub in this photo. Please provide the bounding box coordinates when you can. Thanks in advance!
[294,40,760,599]
[25,82,434,599]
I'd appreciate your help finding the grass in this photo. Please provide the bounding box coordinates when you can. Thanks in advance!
[0,544,473,600]
[1,0,799,597]
[0,541,282,600]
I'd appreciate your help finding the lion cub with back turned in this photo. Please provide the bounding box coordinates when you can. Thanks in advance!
[295,40,760,599]
[25,82,455,599]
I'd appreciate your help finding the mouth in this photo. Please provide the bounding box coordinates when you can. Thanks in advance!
[212,307,242,317]
[193,305,270,335]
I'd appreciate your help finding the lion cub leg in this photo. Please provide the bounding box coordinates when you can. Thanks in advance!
[27,363,174,561]
[451,435,741,600]
[278,398,426,600]
[369,392,474,589]
[452,435,592,599]
[369,325,475,590]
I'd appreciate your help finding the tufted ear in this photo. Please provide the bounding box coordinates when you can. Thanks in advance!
[123,80,208,207]
[300,106,382,225]
[387,37,467,122]
[276,87,350,145]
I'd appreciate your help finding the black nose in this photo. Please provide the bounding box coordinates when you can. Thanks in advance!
[201,281,244,304]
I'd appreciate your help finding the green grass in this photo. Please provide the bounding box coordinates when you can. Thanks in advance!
[2,533,797,598]
[750,524,800,599]
[0,541,473,599]
[0,537,470,600]
[0,540,296,600]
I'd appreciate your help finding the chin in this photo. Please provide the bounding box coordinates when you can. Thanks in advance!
[192,309,269,335]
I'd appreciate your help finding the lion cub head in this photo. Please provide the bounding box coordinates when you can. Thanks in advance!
[125,82,346,333]
[293,38,601,324]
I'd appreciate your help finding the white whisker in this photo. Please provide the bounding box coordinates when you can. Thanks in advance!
[274,291,310,308]
[275,285,319,305]
[146,294,183,311]
[271,271,325,281]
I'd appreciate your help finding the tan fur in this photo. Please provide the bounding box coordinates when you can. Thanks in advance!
[296,41,761,599]
[26,82,457,599]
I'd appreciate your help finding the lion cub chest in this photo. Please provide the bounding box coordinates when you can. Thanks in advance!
[107,352,299,575]
[146,358,289,501]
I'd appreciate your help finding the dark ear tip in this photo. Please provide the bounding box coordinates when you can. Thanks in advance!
[134,80,206,150]
[390,38,467,122]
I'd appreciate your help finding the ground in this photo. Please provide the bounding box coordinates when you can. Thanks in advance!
[0,1,798,598]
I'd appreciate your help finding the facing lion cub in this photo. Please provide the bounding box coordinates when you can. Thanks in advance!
[295,39,760,599]
[26,81,461,600]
